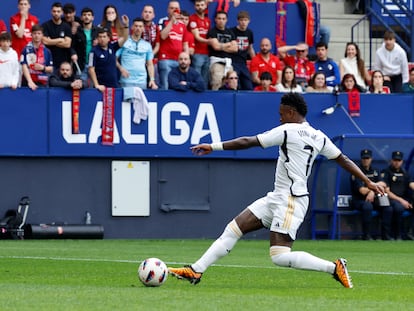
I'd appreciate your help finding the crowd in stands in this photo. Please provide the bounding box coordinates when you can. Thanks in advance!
[0,0,413,94]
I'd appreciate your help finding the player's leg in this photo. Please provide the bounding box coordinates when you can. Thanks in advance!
[168,197,268,284]
[267,195,353,288]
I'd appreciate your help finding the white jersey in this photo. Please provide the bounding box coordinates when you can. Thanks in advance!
[257,122,341,196]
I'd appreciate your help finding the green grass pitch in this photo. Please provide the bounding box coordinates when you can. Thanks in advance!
[1,239,413,310]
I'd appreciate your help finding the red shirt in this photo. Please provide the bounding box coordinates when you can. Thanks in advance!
[0,19,6,33]
[157,20,187,60]
[10,12,39,57]
[188,14,210,55]
[254,85,277,92]
[250,53,283,85]
[283,55,315,81]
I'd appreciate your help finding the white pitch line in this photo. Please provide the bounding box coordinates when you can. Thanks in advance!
[1,256,414,277]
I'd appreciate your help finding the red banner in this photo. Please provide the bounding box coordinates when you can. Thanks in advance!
[101,88,115,146]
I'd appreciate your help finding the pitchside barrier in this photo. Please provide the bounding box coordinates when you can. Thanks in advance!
[311,134,414,240]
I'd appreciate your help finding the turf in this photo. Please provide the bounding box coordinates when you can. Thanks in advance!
[0,239,413,310]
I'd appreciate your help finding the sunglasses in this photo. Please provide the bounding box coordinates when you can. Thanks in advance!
[296,49,306,53]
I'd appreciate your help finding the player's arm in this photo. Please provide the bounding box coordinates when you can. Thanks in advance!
[335,153,384,195]
[191,136,260,156]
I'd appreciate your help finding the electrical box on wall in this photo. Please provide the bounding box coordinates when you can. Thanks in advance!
[112,161,150,216]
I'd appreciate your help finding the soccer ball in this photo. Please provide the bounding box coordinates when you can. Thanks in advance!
[138,257,168,287]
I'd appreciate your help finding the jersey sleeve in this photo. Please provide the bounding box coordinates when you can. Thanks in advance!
[256,126,285,148]
[318,132,341,160]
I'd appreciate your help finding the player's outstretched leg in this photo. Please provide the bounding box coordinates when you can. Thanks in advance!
[333,258,353,288]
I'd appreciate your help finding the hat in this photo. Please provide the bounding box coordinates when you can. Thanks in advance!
[392,151,403,160]
[360,149,372,159]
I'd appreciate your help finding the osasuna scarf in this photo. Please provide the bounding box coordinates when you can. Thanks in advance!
[348,90,361,117]
[30,43,47,85]
[72,89,80,134]
[275,1,288,48]
[102,88,115,145]
[300,0,315,47]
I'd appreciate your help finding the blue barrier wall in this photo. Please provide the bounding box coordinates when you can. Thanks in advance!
[1,89,413,158]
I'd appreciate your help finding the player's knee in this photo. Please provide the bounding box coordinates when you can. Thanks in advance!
[270,245,291,267]
[223,219,243,239]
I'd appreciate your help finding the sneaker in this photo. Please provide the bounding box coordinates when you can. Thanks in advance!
[333,258,353,288]
[168,265,202,285]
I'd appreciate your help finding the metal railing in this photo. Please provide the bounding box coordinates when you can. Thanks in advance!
[351,0,414,68]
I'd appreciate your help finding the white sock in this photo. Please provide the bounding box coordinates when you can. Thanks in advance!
[192,220,242,273]
[270,246,335,274]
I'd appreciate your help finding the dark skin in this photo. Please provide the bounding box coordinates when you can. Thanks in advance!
[191,104,385,248]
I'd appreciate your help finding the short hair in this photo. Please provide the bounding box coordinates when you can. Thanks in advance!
[97,26,112,38]
[316,41,328,49]
[132,17,145,24]
[63,3,75,13]
[51,2,63,9]
[81,7,94,15]
[280,93,308,117]
[410,67,414,74]
[18,0,30,4]
[0,32,11,42]
[31,24,43,33]
[260,71,272,81]
[181,10,190,17]
[237,10,250,20]
[384,30,395,40]
[215,10,228,18]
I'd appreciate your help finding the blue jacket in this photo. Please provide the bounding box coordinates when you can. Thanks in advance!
[168,67,206,92]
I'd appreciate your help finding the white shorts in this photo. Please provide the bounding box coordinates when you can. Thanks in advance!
[247,191,309,240]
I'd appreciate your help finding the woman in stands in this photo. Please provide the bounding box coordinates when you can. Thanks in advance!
[369,70,391,94]
[219,71,239,91]
[339,42,370,92]
[305,72,333,93]
[276,66,303,93]
[339,73,365,93]
[99,5,124,43]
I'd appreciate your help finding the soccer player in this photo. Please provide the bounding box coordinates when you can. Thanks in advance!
[169,93,385,288]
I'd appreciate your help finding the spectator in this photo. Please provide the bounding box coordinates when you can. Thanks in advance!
[305,72,332,93]
[381,151,414,240]
[373,31,409,93]
[49,61,84,89]
[253,71,277,92]
[88,25,127,92]
[188,0,211,89]
[402,67,414,93]
[369,70,391,94]
[219,70,238,90]
[0,32,19,89]
[207,10,238,90]
[116,17,157,90]
[314,42,340,88]
[10,0,39,58]
[76,7,99,77]
[157,0,189,90]
[21,24,54,91]
[99,5,125,44]
[62,3,85,72]
[180,10,195,56]
[276,66,303,93]
[231,10,254,90]
[141,4,159,52]
[250,37,282,87]
[42,2,73,71]
[339,73,365,93]
[339,42,370,91]
[278,42,315,88]
[0,19,7,34]
[168,51,205,92]
[350,149,392,240]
